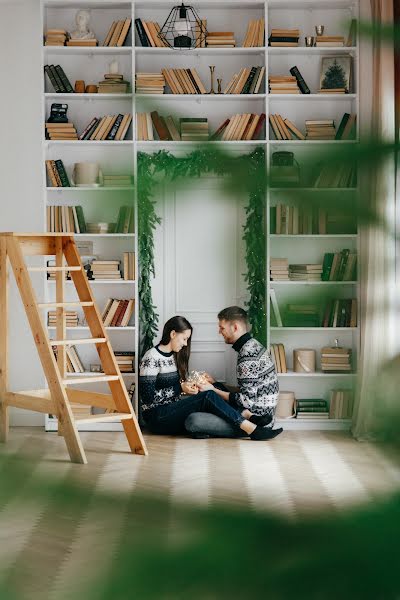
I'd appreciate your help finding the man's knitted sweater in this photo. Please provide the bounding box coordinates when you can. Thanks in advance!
[229,333,279,422]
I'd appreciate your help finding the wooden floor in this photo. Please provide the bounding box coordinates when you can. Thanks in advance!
[0,427,399,599]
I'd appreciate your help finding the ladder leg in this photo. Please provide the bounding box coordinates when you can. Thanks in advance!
[122,418,148,456]
[56,237,66,438]
[6,237,87,464]
[0,237,9,443]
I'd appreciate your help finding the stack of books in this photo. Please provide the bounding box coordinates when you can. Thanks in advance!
[98,74,130,94]
[268,75,300,94]
[305,119,336,140]
[161,68,206,94]
[90,260,122,280]
[102,174,133,187]
[134,18,168,47]
[315,35,344,47]
[206,32,236,48]
[329,390,354,419]
[319,88,347,94]
[269,29,299,47]
[296,399,329,419]
[44,65,73,93]
[48,311,79,327]
[123,252,135,280]
[103,18,132,47]
[135,73,165,94]
[114,351,135,373]
[322,299,357,328]
[79,114,132,141]
[45,122,78,140]
[44,29,68,46]
[180,118,209,141]
[66,38,98,47]
[243,18,265,47]
[284,304,320,327]
[322,250,357,281]
[45,159,70,187]
[270,343,287,373]
[47,206,86,234]
[269,114,304,140]
[102,298,135,327]
[289,264,323,281]
[224,66,265,94]
[86,222,114,234]
[321,346,352,372]
[270,258,289,280]
[212,113,266,141]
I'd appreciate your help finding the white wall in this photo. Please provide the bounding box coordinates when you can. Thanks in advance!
[0,0,45,425]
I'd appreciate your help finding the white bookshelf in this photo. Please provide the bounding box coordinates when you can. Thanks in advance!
[41,0,359,431]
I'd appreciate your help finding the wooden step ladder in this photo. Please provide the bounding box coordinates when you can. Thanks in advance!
[0,233,147,463]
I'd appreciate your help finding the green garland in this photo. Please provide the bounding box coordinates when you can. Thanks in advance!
[137,147,266,356]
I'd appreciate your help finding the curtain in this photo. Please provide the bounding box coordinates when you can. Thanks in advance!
[352,0,396,440]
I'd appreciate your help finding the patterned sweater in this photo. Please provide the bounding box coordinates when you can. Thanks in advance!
[139,346,181,413]
[229,333,279,423]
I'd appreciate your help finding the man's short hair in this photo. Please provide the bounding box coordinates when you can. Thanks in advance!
[218,306,248,325]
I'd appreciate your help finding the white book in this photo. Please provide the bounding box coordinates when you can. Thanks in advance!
[270,288,282,327]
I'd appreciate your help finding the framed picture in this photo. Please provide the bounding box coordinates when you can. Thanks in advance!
[320,55,352,92]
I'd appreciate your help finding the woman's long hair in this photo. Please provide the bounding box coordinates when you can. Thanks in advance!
[159,316,192,381]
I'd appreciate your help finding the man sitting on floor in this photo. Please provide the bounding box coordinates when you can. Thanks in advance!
[185,306,281,439]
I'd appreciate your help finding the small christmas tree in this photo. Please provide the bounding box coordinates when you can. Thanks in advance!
[321,60,347,90]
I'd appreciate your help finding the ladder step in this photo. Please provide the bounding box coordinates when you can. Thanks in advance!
[38,301,94,308]
[74,412,133,424]
[63,375,120,385]
[52,338,107,346]
[28,266,82,272]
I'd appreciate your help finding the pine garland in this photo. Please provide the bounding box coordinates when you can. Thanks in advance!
[137,147,266,356]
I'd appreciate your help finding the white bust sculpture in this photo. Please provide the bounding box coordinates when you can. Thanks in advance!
[70,9,95,40]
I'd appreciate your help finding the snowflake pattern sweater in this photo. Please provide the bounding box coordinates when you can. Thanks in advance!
[139,346,181,413]
[229,333,279,423]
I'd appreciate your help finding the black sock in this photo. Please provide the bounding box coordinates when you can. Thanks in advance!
[250,426,283,441]
[249,414,272,427]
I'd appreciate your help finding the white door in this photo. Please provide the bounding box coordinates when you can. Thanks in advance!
[152,176,248,384]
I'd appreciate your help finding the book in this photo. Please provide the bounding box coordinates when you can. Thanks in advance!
[54,65,74,93]
[289,66,310,94]
[270,288,282,327]
[135,18,150,46]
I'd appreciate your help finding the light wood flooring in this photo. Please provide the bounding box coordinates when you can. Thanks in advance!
[0,427,399,599]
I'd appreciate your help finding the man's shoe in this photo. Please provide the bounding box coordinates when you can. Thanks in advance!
[250,426,283,441]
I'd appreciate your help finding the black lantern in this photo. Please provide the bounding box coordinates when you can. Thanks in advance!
[158,3,207,49]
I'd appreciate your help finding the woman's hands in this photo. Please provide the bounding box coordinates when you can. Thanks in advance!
[203,372,215,384]
[181,381,198,395]
[197,382,215,392]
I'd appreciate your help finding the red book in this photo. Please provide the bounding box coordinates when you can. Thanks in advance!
[209,118,230,141]
[110,300,125,327]
[251,112,266,139]
[115,300,129,327]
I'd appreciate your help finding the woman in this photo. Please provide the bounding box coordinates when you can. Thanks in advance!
[139,316,282,441]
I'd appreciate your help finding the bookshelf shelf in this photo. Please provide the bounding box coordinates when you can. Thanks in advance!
[270,280,357,285]
[270,140,358,145]
[268,94,357,101]
[270,327,358,331]
[48,279,136,284]
[66,371,135,377]
[277,371,356,377]
[135,94,266,101]
[44,93,133,100]
[270,234,358,238]
[46,187,134,191]
[45,141,133,146]
[47,326,136,331]
[268,46,358,54]
[43,46,132,55]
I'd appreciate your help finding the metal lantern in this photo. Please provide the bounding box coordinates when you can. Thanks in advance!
[158,3,207,49]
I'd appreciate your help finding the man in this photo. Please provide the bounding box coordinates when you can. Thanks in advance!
[185,306,282,439]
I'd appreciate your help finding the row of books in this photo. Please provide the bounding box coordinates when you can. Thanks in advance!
[314,162,357,188]
[270,205,356,235]
[46,253,134,281]
[101,298,135,327]
[161,68,207,94]
[44,64,74,93]
[223,66,265,95]
[270,296,357,328]
[79,114,132,141]
[269,114,303,140]
[329,390,354,419]
[269,114,356,141]
[52,344,84,373]
[322,250,357,282]
[45,123,78,141]
[46,204,133,234]
[321,347,352,372]
[270,343,287,373]
[243,18,265,47]
[103,18,132,47]
[206,31,236,48]
[45,160,70,187]
[134,18,167,48]
[278,394,354,419]
[212,113,266,141]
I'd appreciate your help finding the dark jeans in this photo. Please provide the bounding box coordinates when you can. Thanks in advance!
[144,389,245,436]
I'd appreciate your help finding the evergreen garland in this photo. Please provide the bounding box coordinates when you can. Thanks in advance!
[137,147,266,356]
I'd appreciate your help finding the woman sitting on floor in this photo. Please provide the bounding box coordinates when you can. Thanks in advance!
[139,315,282,441]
